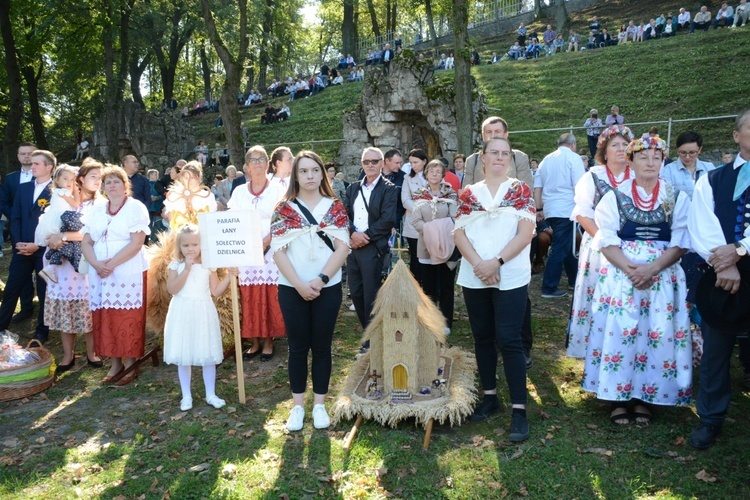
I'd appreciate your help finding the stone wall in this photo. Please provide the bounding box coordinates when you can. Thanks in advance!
[92,100,195,170]
[337,54,486,180]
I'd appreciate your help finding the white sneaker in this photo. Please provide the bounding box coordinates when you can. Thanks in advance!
[312,404,331,429]
[206,395,226,409]
[180,397,193,411]
[287,405,305,431]
[348,303,356,312]
[444,327,451,336]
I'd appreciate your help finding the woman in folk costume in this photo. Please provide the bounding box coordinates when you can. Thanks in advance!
[146,161,223,338]
[227,146,286,361]
[567,125,634,358]
[583,136,692,425]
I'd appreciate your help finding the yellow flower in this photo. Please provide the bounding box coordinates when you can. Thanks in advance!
[37,198,49,209]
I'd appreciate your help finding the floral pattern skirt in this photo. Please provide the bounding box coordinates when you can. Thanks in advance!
[44,298,93,334]
[566,232,602,358]
[582,240,692,406]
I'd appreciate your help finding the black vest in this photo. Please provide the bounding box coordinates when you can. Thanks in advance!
[707,163,750,273]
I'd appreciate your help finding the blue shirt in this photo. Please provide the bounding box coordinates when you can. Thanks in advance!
[660,158,715,200]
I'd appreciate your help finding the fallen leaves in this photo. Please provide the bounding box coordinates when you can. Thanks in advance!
[578,447,613,457]
[188,463,210,473]
[695,469,717,483]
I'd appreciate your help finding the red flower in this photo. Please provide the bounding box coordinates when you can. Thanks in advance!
[649,331,659,340]
[624,384,632,391]
[646,387,656,394]
[611,355,621,363]
[675,330,685,339]
[638,355,647,363]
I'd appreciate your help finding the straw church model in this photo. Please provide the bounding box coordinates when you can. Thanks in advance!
[332,261,476,430]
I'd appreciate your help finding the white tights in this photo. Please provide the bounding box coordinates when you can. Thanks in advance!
[177,365,217,401]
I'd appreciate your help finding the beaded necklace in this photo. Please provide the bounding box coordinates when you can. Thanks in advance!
[631,180,659,211]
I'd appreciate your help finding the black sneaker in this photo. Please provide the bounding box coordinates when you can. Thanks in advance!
[689,422,722,449]
[469,398,501,422]
[509,411,529,442]
[524,350,533,369]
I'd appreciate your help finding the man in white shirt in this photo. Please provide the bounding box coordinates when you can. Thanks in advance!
[691,5,712,32]
[677,8,692,30]
[688,109,750,449]
[533,133,586,298]
[713,2,734,27]
[345,148,398,352]
[0,142,38,321]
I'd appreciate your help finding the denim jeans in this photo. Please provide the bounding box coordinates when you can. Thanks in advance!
[541,217,578,294]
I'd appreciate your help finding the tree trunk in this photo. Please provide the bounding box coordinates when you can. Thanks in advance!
[391,3,397,35]
[0,0,24,172]
[453,0,473,156]
[555,0,569,33]
[199,45,212,101]
[257,0,273,92]
[425,0,438,46]
[200,0,249,168]
[365,0,380,38]
[342,0,357,59]
[19,62,48,150]
[129,51,151,107]
[534,0,542,18]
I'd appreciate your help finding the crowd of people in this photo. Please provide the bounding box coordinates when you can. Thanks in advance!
[1,107,749,449]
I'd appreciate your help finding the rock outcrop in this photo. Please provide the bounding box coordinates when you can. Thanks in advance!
[92,100,195,170]
[337,51,485,180]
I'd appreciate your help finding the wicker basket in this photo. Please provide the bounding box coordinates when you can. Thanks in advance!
[0,339,56,402]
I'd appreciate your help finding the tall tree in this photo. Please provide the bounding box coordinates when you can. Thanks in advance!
[200,0,249,168]
[424,0,437,46]
[129,51,152,107]
[365,0,381,38]
[453,0,472,156]
[341,0,358,58]
[0,0,24,171]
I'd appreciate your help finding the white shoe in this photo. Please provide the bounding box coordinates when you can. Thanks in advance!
[39,266,58,284]
[180,397,193,411]
[444,327,451,336]
[206,395,226,409]
[287,405,305,431]
[312,404,330,429]
[349,303,356,312]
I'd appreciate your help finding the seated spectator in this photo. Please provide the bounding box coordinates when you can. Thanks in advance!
[644,19,660,40]
[626,20,639,41]
[337,54,347,69]
[346,54,356,68]
[677,8,692,31]
[517,23,527,45]
[373,48,383,64]
[525,39,540,59]
[75,137,90,161]
[471,49,480,65]
[586,31,597,49]
[365,51,375,66]
[211,143,222,167]
[277,104,290,122]
[543,25,556,55]
[320,64,330,86]
[528,31,539,43]
[714,2,734,27]
[355,67,364,81]
[346,70,357,82]
[567,30,580,51]
[599,28,613,47]
[662,18,675,37]
[220,144,230,168]
[618,24,628,44]
[436,53,448,69]
[507,42,523,60]
[490,51,501,64]
[445,53,454,69]
[691,6,712,32]
[261,106,277,125]
[553,34,565,53]
[735,0,749,26]
[331,73,343,85]
[635,21,645,42]
[195,140,208,166]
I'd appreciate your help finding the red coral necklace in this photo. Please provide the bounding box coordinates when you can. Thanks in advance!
[631,180,659,211]
[249,179,269,197]
[606,165,630,188]
[107,197,127,216]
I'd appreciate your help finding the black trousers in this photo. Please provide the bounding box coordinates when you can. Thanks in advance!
[463,285,528,404]
[347,243,386,329]
[279,284,341,394]
[0,248,48,339]
[405,237,422,285]
[421,262,456,328]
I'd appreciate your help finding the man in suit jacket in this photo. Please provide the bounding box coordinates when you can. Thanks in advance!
[345,148,398,347]
[381,43,395,76]
[0,142,38,322]
[122,155,151,209]
[0,150,55,342]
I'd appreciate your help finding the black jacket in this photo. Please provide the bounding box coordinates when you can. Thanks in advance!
[345,175,398,250]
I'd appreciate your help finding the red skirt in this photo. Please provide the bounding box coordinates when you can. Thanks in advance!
[239,284,286,339]
[92,272,147,358]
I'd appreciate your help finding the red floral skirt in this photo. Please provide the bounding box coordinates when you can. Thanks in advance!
[239,284,285,339]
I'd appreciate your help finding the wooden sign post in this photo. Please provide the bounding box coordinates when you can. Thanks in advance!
[198,210,264,404]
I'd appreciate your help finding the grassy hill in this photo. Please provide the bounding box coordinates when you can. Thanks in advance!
[189,4,749,168]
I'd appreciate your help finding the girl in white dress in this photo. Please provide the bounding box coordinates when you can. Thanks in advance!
[163,224,237,411]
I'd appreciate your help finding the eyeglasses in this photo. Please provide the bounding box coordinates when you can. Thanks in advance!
[677,150,699,157]
[362,159,382,165]
[247,157,268,164]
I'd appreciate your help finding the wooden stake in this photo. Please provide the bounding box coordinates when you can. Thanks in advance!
[230,275,246,404]
[344,415,364,451]
[423,418,434,450]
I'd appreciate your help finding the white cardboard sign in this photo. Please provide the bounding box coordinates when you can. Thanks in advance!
[197,210,264,268]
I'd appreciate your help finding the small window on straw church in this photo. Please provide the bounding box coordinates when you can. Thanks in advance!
[395,330,403,342]
[402,312,409,319]
[391,312,398,318]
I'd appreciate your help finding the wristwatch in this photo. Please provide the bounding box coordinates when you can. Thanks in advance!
[735,242,748,257]
[318,273,330,284]
[62,235,68,242]
[497,256,505,266]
